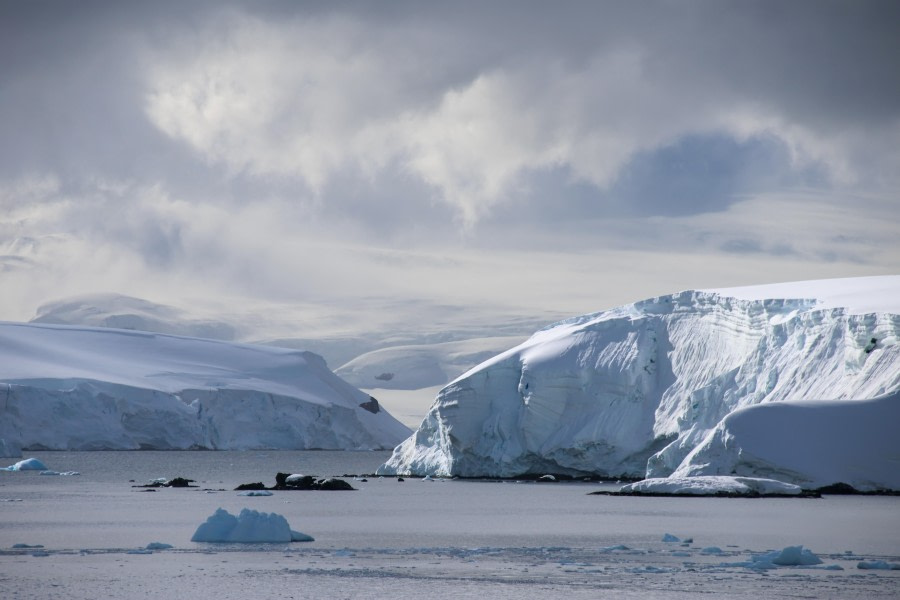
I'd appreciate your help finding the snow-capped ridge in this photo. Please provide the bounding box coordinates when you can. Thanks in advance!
[32,293,237,341]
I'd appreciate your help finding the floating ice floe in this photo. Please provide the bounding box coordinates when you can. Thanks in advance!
[145,542,173,550]
[857,560,900,570]
[662,533,680,542]
[191,508,314,543]
[2,458,49,471]
[755,545,823,566]
[39,470,80,476]
[719,545,825,570]
[238,490,274,496]
[621,476,803,496]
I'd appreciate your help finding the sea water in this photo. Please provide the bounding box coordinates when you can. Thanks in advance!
[1,451,898,599]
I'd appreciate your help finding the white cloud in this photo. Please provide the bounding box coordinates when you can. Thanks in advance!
[2,2,898,333]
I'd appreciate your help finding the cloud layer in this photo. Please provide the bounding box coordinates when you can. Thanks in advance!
[1,1,898,331]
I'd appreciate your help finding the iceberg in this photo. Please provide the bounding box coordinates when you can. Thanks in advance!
[754,545,822,567]
[379,275,900,487]
[0,322,410,451]
[3,458,49,471]
[191,508,314,543]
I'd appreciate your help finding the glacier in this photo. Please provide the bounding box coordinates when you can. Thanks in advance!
[0,322,410,451]
[378,275,900,489]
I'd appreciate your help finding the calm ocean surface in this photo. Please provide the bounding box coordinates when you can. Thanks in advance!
[12,449,393,486]
[2,450,899,599]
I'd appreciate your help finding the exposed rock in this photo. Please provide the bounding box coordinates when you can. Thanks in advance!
[271,472,355,491]
[234,482,267,491]
[359,397,380,414]
[315,477,355,491]
[132,476,197,488]
[166,477,196,488]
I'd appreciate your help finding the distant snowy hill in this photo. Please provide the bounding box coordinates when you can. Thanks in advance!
[32,294,237,341]
[379,276,900,490]
[336,336,527,390]
[0,322,410,451]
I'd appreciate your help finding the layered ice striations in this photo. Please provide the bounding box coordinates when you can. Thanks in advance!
[0,322,411,451]
[379,284,900,484]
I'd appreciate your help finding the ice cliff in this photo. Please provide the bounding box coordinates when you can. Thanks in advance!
[0,322,410,451]
[379,276,900,488]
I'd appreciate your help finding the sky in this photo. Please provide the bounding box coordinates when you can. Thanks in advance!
[1,0,898,340]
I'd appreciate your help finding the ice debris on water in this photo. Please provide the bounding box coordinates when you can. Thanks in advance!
[238,490,274,496]
[629,565,672,573]
[662,533,680,543]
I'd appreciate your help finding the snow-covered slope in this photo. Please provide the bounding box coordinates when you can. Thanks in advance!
[379,276,900,486]
[0,322,410,451]
[32,294,237,341]
[336,336,527,390]
[672,391,900,491]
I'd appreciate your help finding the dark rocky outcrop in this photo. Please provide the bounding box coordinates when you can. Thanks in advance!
[166,477,195,488]
[359,397,380,414]
[132,477,197,488]
[234,482,267,491]
[814,482,900,495]
[236,472,357,491]
[315,477,355,491]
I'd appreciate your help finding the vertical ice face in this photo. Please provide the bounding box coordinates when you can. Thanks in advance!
[379,283,900,479]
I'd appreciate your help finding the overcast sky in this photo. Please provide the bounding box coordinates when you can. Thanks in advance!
[1,1,898,334]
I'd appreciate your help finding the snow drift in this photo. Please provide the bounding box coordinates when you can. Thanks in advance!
[379,276,900,489]
[0,322,410,451]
